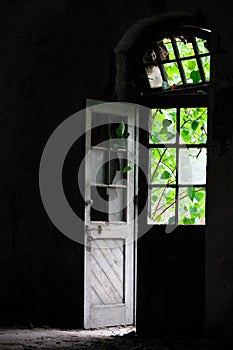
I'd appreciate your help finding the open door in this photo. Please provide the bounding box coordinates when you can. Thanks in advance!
[84,100,136,329]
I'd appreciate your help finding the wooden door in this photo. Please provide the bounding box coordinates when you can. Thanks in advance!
[84,101,136,329]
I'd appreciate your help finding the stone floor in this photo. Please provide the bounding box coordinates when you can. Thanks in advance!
[0,326,232,350]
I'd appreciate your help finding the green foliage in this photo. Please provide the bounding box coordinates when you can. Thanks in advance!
[161,170,170,179]
[190,70,201,84]
[122,165,132,174]
[176,39,195,58]
[150,148,176,184]
[180,108,207,144]
[164,62,181,85]
[150,106,207,226]
[114,122,132,174]
[150,187,176,224]
[187,187,196,201]
[196,38,209,55]
[162,36,210,86]
[191,121,199,131]
[150,109,176,144]
[116,122,125,138]
[163,38,175,60]
[179,187,205,224]
[201,56,210,80]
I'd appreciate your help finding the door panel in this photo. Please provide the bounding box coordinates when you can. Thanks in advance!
[84,100,136,329]
[137,101,206,337]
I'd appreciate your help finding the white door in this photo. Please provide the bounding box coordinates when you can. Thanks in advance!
[84,100,136,329]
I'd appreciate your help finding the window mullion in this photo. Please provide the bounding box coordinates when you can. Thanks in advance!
[192,37,206,82]
[175,107,181,225]
[171,37,187,85]
[154,43,168,83]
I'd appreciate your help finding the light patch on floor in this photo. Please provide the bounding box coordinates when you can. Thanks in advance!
[0,326,135,349]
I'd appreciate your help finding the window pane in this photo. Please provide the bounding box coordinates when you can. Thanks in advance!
[182,59,199,83]
[164,62,182,85]
[91,113,109,146]
[162,38,175,60]
[196,38,209,54]
[180,107,207,144]
[201,56,210,80]
[150,148,176,184]
[143,50,162,88]
[176,37,195,57]
[108,188,127,222]
[149,187,176,224]
[91,187,108,222]
[108,150,127,185]
[150,108,176,144]
[91,148,108,184]
[145,66,163,88]
[179,148,207,185]
[178,187,205,224]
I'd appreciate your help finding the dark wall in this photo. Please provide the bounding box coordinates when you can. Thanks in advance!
[166,0,233,337]
[0,0,154,327]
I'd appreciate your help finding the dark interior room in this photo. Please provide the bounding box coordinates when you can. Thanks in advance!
[0,0,233,349]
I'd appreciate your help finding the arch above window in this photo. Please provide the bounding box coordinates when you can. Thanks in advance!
[114,12,211,101]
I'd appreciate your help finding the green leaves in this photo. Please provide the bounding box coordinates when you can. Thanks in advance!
[178,188,206,225]
[150,187,176,225]
[150,186,205,225]
[114,122,131,150]
[116,122,125,138]
[183,217,195,225]
[116,121,130,139]
[164,62,181,85]
[150,109,176,144]
[160,36,210,87]
[187,187,196,201]
[122,165,132,174]
[190,70,201,84]
[163,119,172,127]
[114,122,132,174]
[180,108,207,144]
[150,148,176,184]
[189,206,198,215]
[161,171,170,179]
[195,191,204,202]
[181,129,190,142]
[191,121,199,131]
[187,60,196,71]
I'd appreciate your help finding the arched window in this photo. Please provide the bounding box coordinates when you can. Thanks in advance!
[142,29,210,92]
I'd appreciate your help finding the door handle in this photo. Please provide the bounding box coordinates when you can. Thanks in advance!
[85,199,94,206]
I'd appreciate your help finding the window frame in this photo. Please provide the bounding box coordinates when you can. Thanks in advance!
[139,90,209,226]
[148,105,207,226]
